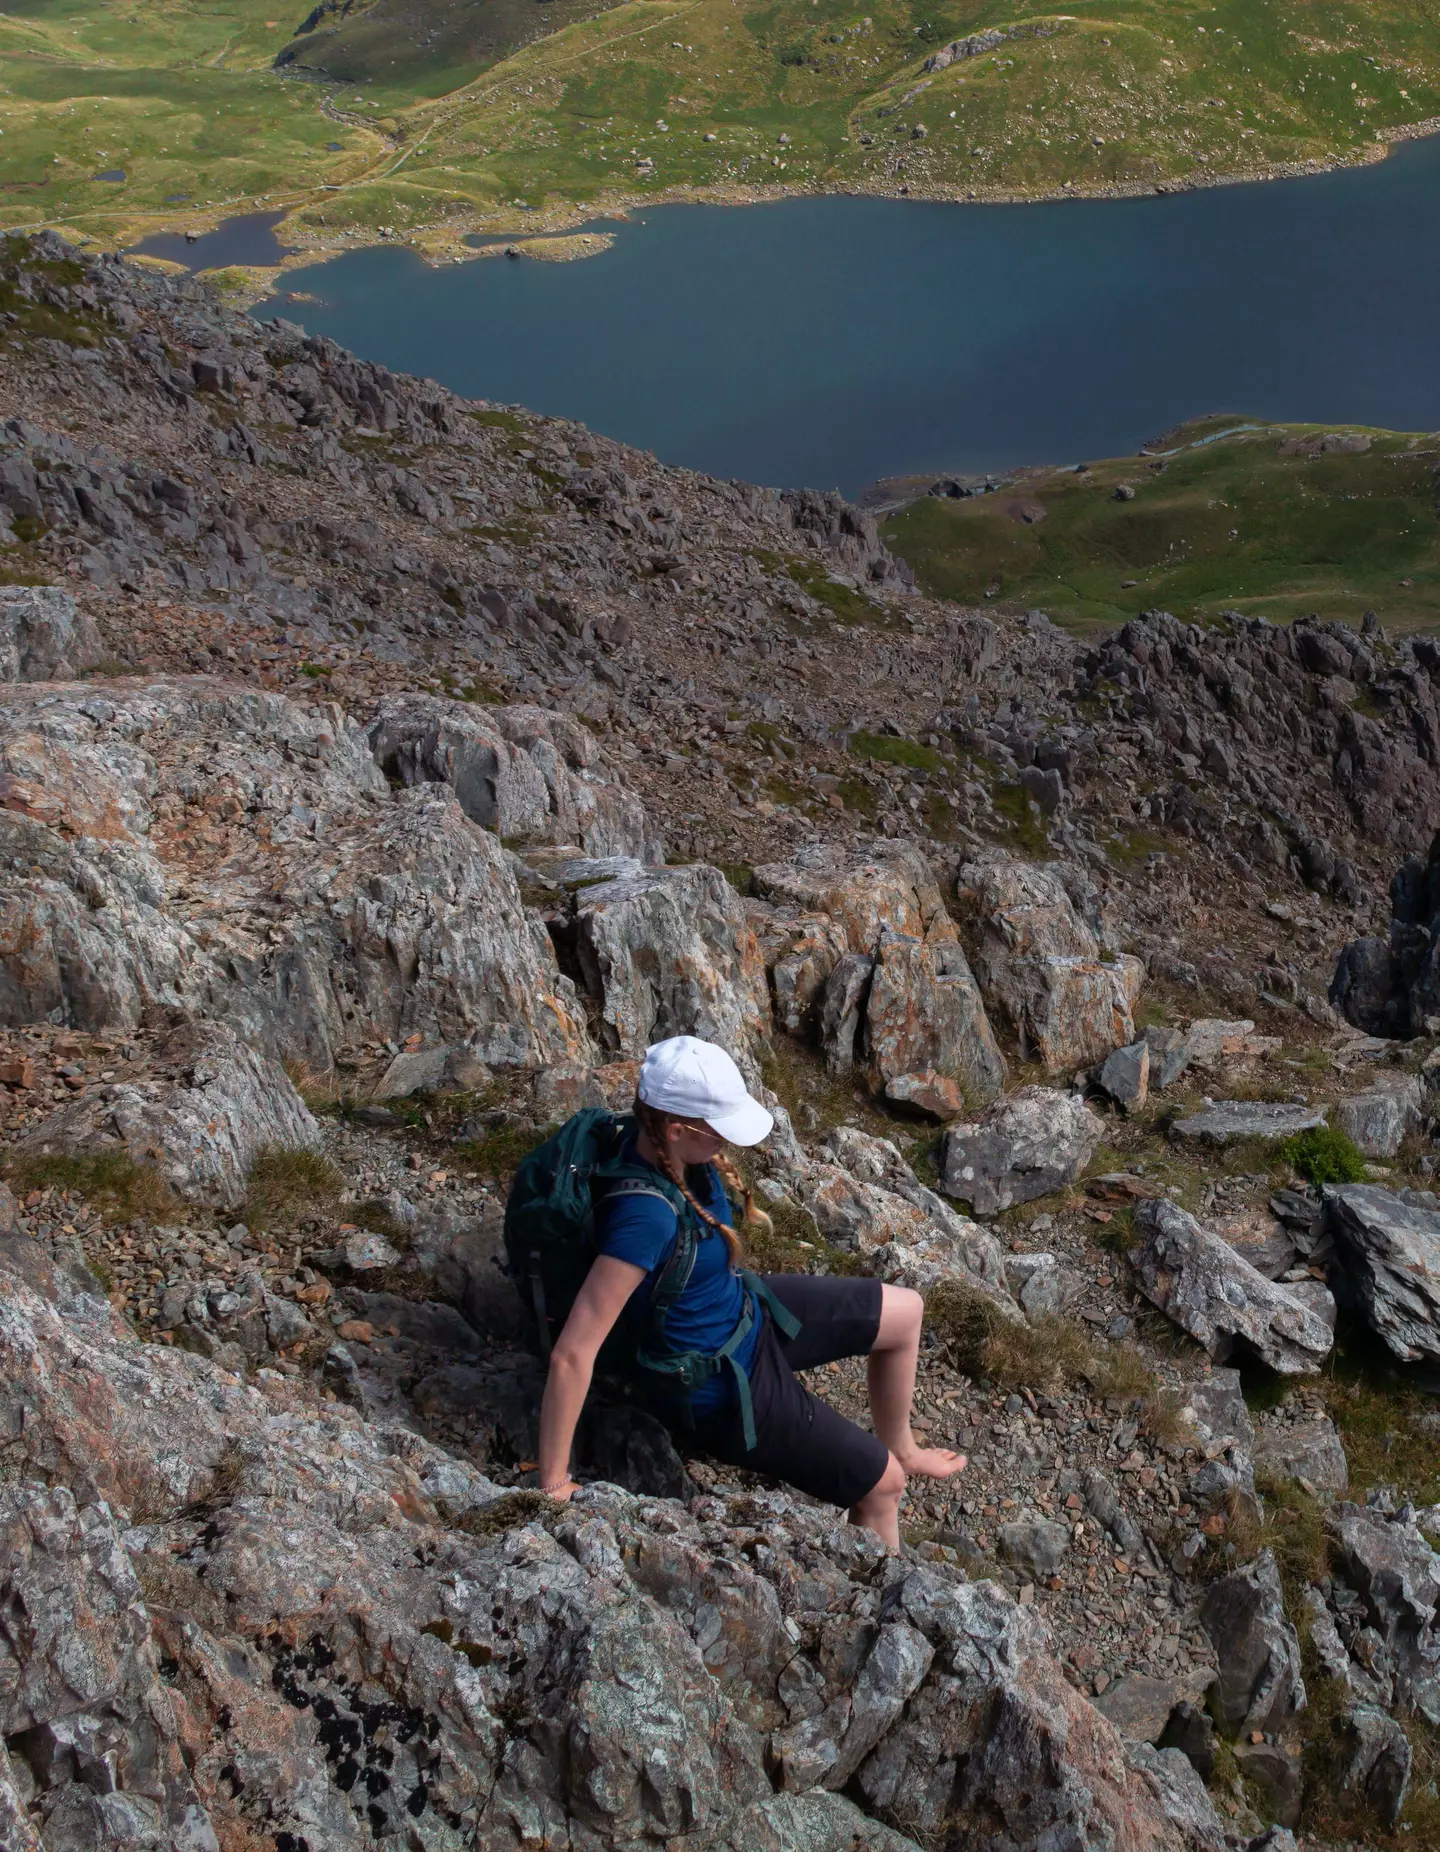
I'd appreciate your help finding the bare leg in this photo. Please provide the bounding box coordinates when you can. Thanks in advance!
[869,1284,968,1482]
[851,1453,906,1551]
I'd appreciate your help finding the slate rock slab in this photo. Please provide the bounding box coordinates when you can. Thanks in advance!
[1199,1549,1306,1736]
[1172,1101,1327,1145]
[1324,1183,1440,1362]
[1130,1199,1333,1374]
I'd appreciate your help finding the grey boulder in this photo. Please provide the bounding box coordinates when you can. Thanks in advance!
[1129,1199,1333,1374]
[1324,1183,1440,1362]
[0,584,103,681]
[1199,1549,1306,1736]
[1339,1703,1412,1826]
[1326,1500,1440,1719]
[1333,1075,1423,1159]
[1097,1039,1149,1109]
[997,1518,1070,1580]
[940,1085,1101,1215]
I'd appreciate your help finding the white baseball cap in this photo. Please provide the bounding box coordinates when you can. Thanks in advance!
[638,1036,774,1147]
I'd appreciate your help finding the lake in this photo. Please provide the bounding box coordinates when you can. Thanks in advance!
[249,138,1440,496]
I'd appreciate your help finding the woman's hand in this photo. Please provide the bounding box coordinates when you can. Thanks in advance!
[536,1255,647,1507]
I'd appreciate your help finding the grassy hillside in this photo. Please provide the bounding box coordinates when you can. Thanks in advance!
[274,0,632,98]
[881,416,1440,635]
[3,0,1440,245]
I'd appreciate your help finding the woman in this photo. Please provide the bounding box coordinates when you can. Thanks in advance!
[536,1034,966,1549]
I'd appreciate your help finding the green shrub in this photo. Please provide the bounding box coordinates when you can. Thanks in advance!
[1279,1124,1366,1186]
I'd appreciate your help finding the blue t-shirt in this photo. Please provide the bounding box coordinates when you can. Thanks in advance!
[595,1143,759,1413]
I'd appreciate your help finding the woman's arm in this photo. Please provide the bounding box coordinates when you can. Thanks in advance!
[536,1255,646,1498]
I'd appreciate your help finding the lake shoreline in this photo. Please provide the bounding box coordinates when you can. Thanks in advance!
[80,109,1440,307]
[244,136,1440,498]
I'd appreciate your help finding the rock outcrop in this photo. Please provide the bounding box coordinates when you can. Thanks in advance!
[1332,830,1440,1036]
[753,843,1005,1108]
[366,693,657,860]
[862,932,1006,1114]
[14,1020,318,1209]
[562,858,771,1076]
[956,858,1144,1070]
[0,583,103,681]
[0,1236,1221,1852]
[0,677,594,1076]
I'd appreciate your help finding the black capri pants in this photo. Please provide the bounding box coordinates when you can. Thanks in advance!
[691,1272,889,1510]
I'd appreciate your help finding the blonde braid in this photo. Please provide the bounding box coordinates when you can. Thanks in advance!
[632,1097,770,1269]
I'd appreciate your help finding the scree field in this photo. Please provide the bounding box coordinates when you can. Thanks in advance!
[2,0,1440,247]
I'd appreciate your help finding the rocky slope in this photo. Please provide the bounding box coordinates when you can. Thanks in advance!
[4,230,1440,1850]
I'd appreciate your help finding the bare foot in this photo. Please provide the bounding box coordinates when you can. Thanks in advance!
[895,1446,968,1480]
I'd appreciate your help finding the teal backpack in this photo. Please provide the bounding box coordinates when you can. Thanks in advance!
[503,1107,798,1448]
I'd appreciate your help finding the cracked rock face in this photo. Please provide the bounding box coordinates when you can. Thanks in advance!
[1129,1198,1333,1374]
[365,692,657,862]
[0,1241,1223,1852]
[15,1020,319,1209]
[956,858,1144,1070]
[0,676,593,1074]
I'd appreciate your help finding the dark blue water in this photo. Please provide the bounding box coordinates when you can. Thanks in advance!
[257,137,1440,495]
[133,211,295,272]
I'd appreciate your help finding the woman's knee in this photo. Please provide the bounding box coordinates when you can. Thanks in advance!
[875,1283,924,1349]
[861,1453,906,1506]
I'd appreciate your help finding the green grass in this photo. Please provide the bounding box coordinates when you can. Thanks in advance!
[14,0,1440,271]
[3,1147,177,1221]
[849,729,946,773]
[242,1145,346,1233]
[884,417,1440,634]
